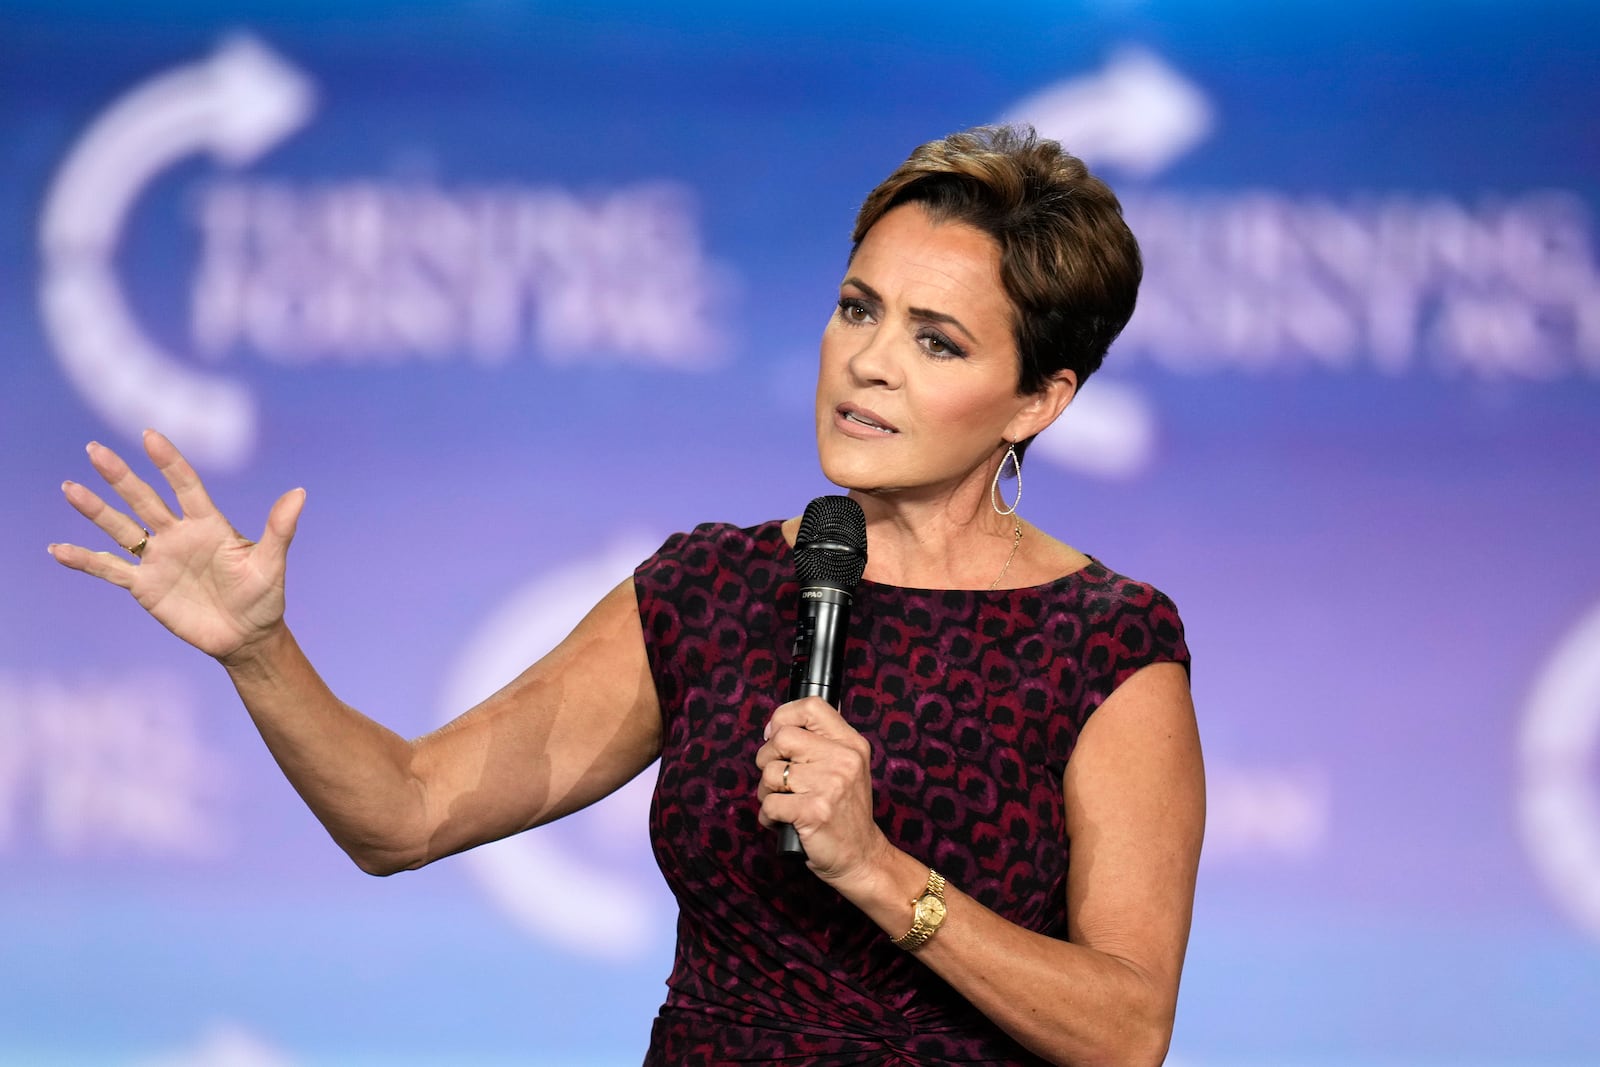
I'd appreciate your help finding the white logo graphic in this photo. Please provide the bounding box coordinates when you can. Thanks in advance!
[1003,46,1599,480]
[1519,601,1600,940]
[0,672,227,857]
[38,37,315,469]
[437,539,668,959]
[1000,47,1213,180]
[188,178,728,371]
[40,38,732,469]
[1204,765,1329,859]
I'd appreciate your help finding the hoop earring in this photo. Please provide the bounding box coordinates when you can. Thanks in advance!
[991,443,1022,517]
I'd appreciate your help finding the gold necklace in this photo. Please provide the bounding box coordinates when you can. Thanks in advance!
[989,517,1024,590]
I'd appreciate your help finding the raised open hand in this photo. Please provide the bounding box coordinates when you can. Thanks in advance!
[48,429,305,663]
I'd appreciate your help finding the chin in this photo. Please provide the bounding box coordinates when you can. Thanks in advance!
[822,471,897,500]
[818,464,863,492]
[816,447,871,490]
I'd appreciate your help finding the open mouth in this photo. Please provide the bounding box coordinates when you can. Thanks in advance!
[840,406,898,434]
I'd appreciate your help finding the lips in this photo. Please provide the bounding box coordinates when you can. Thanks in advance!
[837,404,899,434]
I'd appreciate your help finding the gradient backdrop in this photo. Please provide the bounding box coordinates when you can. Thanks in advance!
[3,2,1599,1064]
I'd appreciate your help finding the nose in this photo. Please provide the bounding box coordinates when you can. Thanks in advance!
[846,322,902,390]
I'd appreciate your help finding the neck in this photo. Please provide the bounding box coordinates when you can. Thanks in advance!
[845,487,1020,589]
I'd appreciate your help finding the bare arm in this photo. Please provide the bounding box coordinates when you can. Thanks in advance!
[50,431,662,875]
[222,578,661,874]
[757,662,1203,1066]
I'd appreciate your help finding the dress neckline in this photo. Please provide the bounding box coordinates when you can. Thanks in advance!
[763,518,1102,596]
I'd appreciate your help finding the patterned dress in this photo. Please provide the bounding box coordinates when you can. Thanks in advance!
[634,520,1189,1065]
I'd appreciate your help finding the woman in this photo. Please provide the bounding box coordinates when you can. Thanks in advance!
[50,127,1203,1066]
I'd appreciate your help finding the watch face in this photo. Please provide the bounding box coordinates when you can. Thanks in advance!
[917,895,947,927]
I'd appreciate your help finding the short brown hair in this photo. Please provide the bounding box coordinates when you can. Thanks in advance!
[852,127,1141,456]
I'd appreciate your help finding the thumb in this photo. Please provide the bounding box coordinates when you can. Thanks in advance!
[256,487,306,566]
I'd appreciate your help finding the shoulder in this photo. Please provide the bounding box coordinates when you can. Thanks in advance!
[634,519,790,596]
[1075,562,1184,628]
[1062,561,1190,685]
[633,521,794,682]
[637,520,787,569]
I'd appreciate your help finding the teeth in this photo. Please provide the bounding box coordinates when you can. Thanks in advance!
[845,412,892,432]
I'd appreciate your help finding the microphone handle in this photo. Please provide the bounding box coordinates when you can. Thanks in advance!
[777,590,851,857]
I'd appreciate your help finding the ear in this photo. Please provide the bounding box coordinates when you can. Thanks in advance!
[1004,369,1078,444]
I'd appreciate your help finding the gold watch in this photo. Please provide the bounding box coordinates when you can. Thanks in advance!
[891,869,947,951]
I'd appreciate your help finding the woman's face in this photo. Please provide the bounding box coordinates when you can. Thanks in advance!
[815,202,1071,501]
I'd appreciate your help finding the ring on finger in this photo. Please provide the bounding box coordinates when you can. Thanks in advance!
[782,762,793,793]
[123,529,150,558]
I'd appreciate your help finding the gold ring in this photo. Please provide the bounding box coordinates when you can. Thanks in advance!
[124,529,150,558]
[782,763,792,793]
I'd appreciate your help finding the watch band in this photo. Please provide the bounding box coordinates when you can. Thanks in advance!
[891,868,947,951]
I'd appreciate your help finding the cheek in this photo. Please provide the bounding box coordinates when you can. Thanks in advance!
[814,339,835,404]
[818,320,849,362]
[816,328,854,394]
[922,381,1000,426]
[917,381,1020,447]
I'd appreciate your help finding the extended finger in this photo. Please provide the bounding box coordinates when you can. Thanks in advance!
[61,479,152,556]
[46,541,137,590]
[86,440,180,531]
[144,429,222,521]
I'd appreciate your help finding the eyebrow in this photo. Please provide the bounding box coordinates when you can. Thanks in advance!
[842,276,980,345]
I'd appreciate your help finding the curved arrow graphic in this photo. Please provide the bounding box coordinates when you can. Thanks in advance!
[1001,46,1213,180]
[998,46,1215,480]
[1029,378,1158,481]
[38,36,315,468]
[437,539,671,959]
[1519,600,1600,942]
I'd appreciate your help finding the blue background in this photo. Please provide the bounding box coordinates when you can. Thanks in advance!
[3,2,1599,1064]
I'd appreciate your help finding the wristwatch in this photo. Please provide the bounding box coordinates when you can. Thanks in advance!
[891,869,948,951]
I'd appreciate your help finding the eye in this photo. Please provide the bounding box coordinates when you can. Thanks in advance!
[837,297,873,325]
[919,329,966,360]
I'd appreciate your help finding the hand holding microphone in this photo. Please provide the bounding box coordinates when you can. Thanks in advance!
[769,495,866,857]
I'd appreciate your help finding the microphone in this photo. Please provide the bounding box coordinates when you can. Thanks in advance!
[778,495,868,856]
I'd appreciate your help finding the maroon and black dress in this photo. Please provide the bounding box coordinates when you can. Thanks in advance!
[633,520,1189,1066]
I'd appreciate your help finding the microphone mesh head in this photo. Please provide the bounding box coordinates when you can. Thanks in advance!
[794,495,868,587]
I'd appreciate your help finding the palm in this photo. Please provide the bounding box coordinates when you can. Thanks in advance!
[129,513,285,657]
[51,431,305,662]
